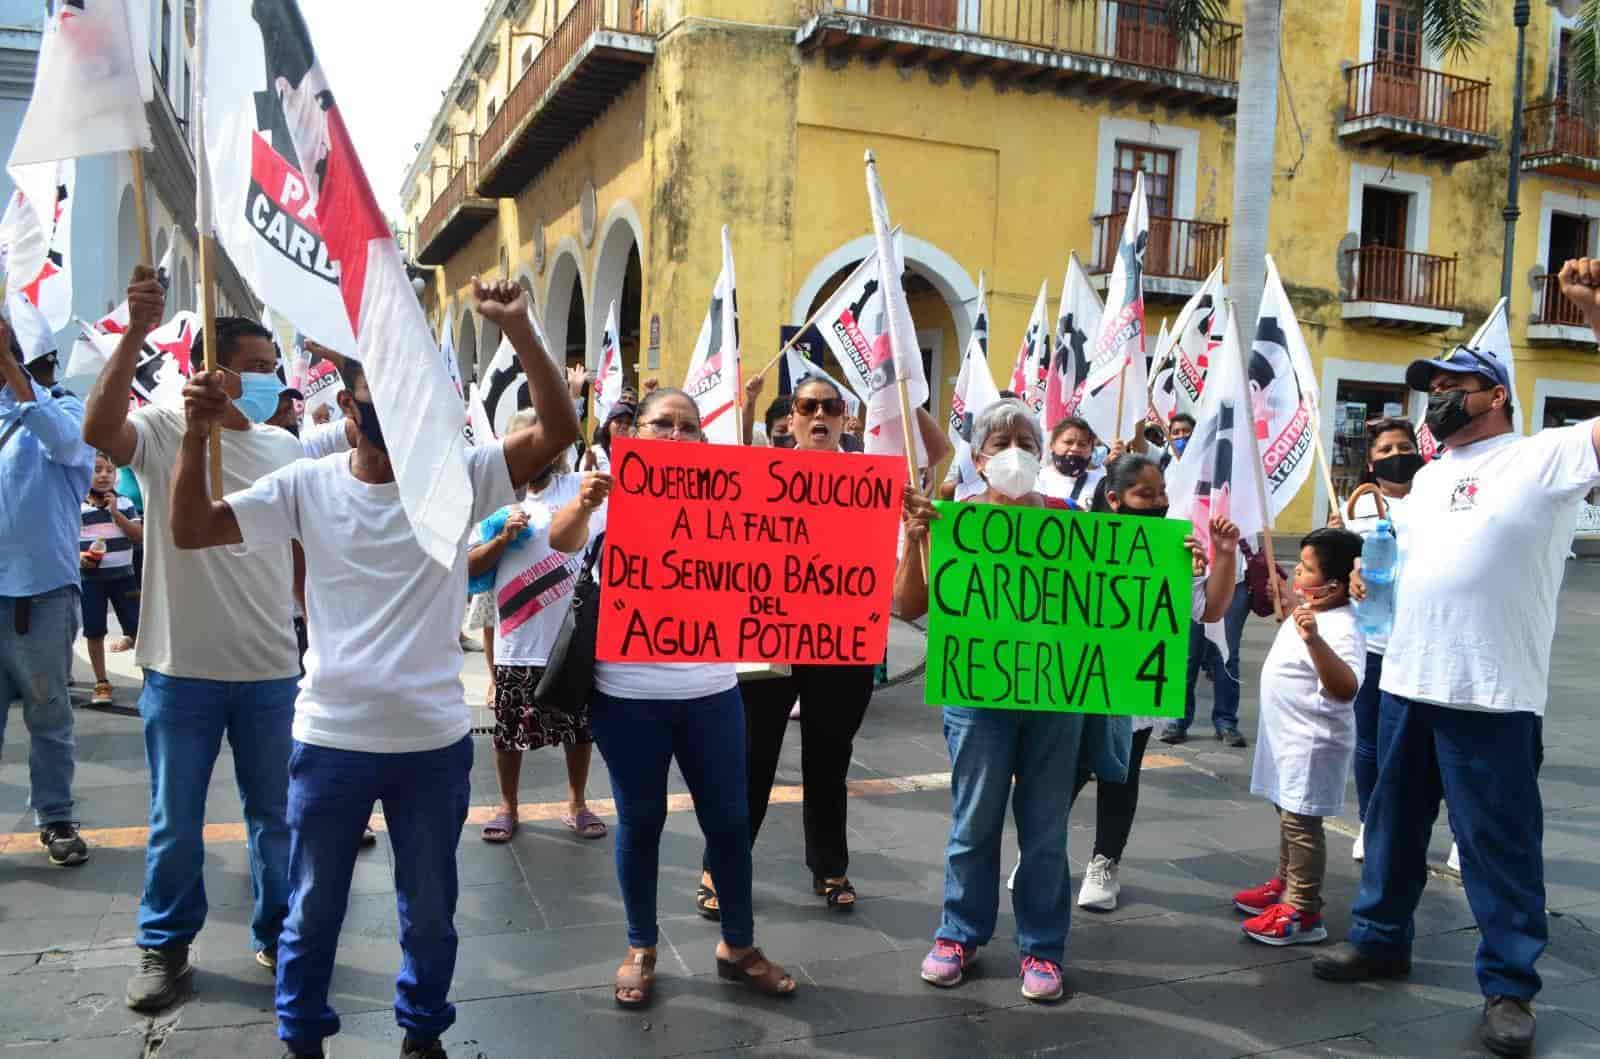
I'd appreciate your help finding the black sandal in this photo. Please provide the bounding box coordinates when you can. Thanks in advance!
[696,882,722,921]
[813,876,857,911]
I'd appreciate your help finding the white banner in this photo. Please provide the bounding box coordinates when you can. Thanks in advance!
[594,299,624,427]
[683,225,741,444]
[1010,279,1050,417]
[1252,255,1320,521]
[1076,171,1149,445]
[1044,253,1102,429]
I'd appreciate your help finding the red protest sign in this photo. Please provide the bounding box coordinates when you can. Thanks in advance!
[595,437,905,665]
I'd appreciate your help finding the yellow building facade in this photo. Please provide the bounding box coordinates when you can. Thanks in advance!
[401,0,1600,535]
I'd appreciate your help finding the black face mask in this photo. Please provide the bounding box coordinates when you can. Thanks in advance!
[1121,503,1169,519]
[1425,389,1479,441]
[1053,453,1090,478]
[772,432,797,449]
[353,399,387,454]
[1371,452,1425,485]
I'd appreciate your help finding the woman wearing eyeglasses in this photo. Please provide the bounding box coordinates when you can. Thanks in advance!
[695,376,876,924]
[550,386,797,1011]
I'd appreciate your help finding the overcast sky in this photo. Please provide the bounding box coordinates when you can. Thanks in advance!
[300,1,487,219]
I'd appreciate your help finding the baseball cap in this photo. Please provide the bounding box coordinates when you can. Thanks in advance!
[1405,344,1511,393]
[604,401,637,425]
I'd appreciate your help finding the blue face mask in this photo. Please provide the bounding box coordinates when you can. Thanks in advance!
[1171,437,1189,457]
[1090,444,1110,470]
[234,371,285,424]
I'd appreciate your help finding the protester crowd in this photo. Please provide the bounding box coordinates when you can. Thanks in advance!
[2,258,1599,1059]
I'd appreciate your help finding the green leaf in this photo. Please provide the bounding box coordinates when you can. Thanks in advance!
[1415,0,1487,63]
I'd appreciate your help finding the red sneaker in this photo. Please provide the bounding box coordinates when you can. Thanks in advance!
[1242,902,1328,946]
[1233,877,1286,915]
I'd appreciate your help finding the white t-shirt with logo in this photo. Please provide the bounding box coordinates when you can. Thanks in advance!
[130,407,302,681]
[226,444,516,753]
[484,473,603,668]
[1382,422,1600,716]
[1036,464,1104,507]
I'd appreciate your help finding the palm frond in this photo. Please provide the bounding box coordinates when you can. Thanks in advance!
[1573,0,1600,109]
[1164,0,1231,42]
[1416,0,1487,63]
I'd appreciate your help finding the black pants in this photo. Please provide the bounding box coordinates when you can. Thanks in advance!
[1072,726,1153,862]
[703,664,876,882]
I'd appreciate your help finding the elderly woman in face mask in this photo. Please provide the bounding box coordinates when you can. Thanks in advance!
[893,398,1117,1005]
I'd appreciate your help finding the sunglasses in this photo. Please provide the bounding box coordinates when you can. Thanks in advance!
[641,417,702,439]
[792,396,847,418]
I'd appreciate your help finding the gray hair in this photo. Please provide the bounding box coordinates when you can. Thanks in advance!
[971,398,1043,455]
[507,408,539,433]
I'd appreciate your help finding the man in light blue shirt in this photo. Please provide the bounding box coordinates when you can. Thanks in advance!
[0,307,94,866]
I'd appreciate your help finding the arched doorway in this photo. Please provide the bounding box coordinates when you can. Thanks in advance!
[457,310,478,380]
[545,247,587,371]
[116,185,137,300]
[591,204,643,388]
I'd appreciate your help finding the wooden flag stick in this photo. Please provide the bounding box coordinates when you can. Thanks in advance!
[197,233,224,500]
[129,151,153,264]
[193,0,223,500]
[748,320,813,387]
[1310,409,1343,523]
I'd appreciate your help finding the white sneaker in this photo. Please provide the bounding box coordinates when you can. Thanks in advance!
[1006,859,1019,891]
[1446,842,1461,875]
[1077,854,1120,911]
[1352,824,1365,862]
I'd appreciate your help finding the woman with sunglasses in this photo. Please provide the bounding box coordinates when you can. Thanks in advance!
[695,376,876,922]
[551,387,797,1011]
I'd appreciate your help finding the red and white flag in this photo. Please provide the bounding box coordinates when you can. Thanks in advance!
[684,226,741,444]
[1044,253,1102,430]
[948,277,1000,451]
[9,0,152,167]
[74,310,199,410]
[594,300,624,428]
[1251,256,1320,521]
[201,0,471,564]
[1010,280,1050,417]
[862,153,930,464]
[1076,171,1149,445]
[1,159,75,330]
[1153,261,1224,425]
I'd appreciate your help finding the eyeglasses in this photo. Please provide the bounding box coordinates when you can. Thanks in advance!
[641,418,702,439]
[792,396,847,418]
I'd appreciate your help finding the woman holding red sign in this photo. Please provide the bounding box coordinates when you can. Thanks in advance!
[695,375,876,922]
[550,387,797,1011]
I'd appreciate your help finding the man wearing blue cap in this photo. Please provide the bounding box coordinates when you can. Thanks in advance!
[1314,261,1600,1058]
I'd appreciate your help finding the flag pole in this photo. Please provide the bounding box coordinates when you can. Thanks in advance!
[194,0,223,498]
[129,152,153,264]
[748,326,812,386]
[1310,408,1343,523]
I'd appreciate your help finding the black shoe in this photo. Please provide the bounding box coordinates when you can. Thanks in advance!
[1481,996,1535,1057]
[1216,727,1248,748]
[1158,726,1188,745]
[282,1052,324,1059]
[401,1037,448,1059]
[1310,941,1411,983]
[125,944,193,1012]
[39,822,88,867]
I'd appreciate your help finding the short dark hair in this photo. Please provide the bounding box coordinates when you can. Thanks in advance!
[764,395,793,433]
[1092,452,1162,513]
[1170,413,1197,430]
[1050,415,1094,444]
[337,356,366,392]
[1300,527,1364,583]
[1365,417,1417,454]
[191,317,275,371]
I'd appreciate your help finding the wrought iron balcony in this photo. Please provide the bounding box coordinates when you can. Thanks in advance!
[1522,100,1600,183]
[1090,212,1226,297]
[417,156,497,267]
[1528,273,1597,345]
[798,0,1241,114]
[1342,244,1463,333]
[1340,60,1496,161]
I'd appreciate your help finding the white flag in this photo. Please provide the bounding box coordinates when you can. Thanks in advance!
[1464,298,1521,435]
[784,345,860,418]
[594,300,624,427]
[1252,256,1320,521]
[1,159,75,330]
[9,0,152,167]
[202,0,469,565]
[683,226,741,444]
[1150,318,1175,424]
[1044,254,1102,429]
[1010,280,1051,416]
[1156,261,1226,427]
[948,289,1001,450]
[75,309,199,410]
[467,381,495,443]
[439,317,463,401]
[478,309,557,438]
[862,153,930,464]
[1077,171,1150,445]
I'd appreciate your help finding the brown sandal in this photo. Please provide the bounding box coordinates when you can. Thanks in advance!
[614,950,656,1008]
[715,947,797,997]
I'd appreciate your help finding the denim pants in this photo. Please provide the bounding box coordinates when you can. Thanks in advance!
[1179,581,1249,732]
[590,687,754,949]
[1351,652,1385,822]
[1349,694,1547,999]
[136,671,297,953]
[937,705,1085,965]
[276,736,473,1055]
[0,588,78,826]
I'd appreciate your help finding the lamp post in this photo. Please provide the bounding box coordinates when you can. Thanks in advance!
[1500,0,1531,304]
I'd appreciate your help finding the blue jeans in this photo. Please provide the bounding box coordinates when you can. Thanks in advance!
[0,588,79,826]
[276,736,473,1054]
[937,706,1085,965]
[136,671,297,953]
[1179,581,1249,732]
[1352,652,1385,821]
[1349,694,1546,999]
[589,687,753,949]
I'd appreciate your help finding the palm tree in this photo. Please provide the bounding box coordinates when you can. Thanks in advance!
[1162,0,1488,336]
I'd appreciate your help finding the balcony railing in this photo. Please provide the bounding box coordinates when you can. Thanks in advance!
[1522,100,1600,184]
[416,151,497,267]
[1344,245,1459,312]
[804,0,1242,84]
[1091,213,1226,283]
[1533,274,1587,328]
[477,0,652,195]
[1344,60,1492,136]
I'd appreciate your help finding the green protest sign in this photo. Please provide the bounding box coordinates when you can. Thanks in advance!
[924,501,1193,716]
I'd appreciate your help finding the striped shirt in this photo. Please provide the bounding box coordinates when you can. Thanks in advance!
[79,496,139,580]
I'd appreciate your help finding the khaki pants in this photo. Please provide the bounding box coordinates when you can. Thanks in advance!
[1276,806,1326,917]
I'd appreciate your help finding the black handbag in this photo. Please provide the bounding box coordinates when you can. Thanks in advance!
[534,532,605,715]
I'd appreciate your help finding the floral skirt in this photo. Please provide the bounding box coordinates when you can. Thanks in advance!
[491,664,593,752]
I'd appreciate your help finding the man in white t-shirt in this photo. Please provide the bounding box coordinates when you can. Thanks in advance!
[83,268,303,1014]
[1314,261,1600,1059]
[167,280,578,1059]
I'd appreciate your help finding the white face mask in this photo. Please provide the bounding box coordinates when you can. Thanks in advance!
[982,446,1041,499]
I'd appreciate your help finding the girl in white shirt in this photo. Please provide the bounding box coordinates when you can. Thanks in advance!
[1033,415,1104,510]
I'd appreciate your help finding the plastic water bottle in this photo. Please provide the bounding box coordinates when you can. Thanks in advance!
[1357,519,1397,639]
